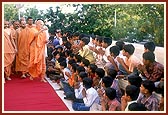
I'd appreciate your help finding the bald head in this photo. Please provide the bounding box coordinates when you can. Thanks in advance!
[36,20,44,30]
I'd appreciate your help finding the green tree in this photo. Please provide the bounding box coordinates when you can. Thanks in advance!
[24,6,44,20]
[44,6,67,33]
[32,3,164,46]
[4,4,18,21]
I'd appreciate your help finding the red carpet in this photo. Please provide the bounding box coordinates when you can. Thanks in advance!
[4,74,69,111]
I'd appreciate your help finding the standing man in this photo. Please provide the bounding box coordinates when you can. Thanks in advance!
[11,20,20,43]
[10,20,20,74]
[15,20,31,78]
[4,20,17,80]
[26,17,35,28]
[28,19,48,82]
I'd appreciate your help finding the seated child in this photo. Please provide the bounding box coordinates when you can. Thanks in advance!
[101,87,121,111]
[137,80,159,111]
[72,77,100,111]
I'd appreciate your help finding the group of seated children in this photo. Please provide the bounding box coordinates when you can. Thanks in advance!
[45,31,164,111]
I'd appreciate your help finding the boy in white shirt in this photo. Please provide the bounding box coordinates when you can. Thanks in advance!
[72,77,100,111]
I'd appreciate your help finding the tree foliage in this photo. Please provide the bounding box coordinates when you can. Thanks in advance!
[24,6,44,20]
[4,3,164,46]
[4,4,18,21]
[44,6,67,33]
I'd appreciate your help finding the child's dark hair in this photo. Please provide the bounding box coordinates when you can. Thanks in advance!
[102,76,113,88]
[64,50,72,57]
[60,61,67,68]
[96,36,103,43]
[74,54,83,63]
[102,37,112,46]
[53,51,66,63]
[79,33,89,40]
[76,66,85,74]
[83,77,93,89]
[106,68,117,79]
[69,53,75,59]
[95,68,105,78]
[53,51,60,57]
[128,102,147,111]
[81,58,90,67]
[91,34,96,40]
[125,85,140,101]
[115,41,125,51]
[62,36,67,42]
[81,37,90,45]
[143,51,155,62]
[57,57,66,63]
[55,45,63,51]
[105,87,116,100]
[73,32,80,37]
[88,64,98,73]
[123,44,135,55]
[144,42,155,52]
[64,42,72,50]
[79,72,88,80]
[128,74,142,88]
[68,59,76,66]
[71,63,79,72]
[141,80,156,94]
[110,46,120,56]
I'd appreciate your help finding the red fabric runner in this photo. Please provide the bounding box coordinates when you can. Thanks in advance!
[4,74,69,111]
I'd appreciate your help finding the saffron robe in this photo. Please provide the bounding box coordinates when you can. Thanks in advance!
[15,27,31,72]
[4,29,17,76]
[28,28,47,78]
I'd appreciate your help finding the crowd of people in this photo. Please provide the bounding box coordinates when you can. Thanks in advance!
[4,17,164,111]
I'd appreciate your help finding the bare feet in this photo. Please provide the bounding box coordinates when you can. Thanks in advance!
[6,77,11,80]
[41,78,47,82]
[29,76,33,80]
[25,73,31,77]
[21,74,26,78]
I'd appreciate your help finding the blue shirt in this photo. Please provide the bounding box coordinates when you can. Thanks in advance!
[53,38,60,47]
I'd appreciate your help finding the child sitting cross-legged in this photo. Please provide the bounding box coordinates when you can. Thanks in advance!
[72,77,100,111]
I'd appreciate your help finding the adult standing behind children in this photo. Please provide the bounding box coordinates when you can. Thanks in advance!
[28,19,48,82]
[15,20,31,78]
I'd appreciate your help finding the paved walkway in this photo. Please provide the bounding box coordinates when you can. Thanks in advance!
[45,77,74,111]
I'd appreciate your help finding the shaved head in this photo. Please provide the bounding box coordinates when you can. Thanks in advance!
[36,19,44,30]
